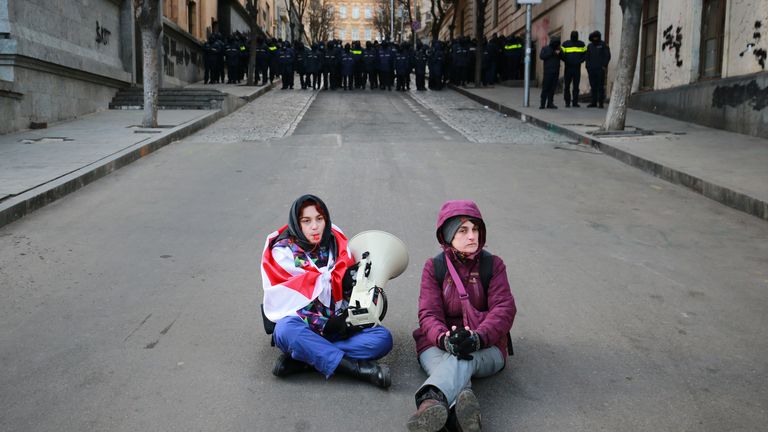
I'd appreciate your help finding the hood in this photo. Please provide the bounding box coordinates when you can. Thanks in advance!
[549,38,561,48]
[570,31,579,42]
[589,30,602,42]
[435,200,486,250]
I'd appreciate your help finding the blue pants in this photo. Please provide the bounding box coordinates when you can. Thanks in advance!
[273,316,393,378]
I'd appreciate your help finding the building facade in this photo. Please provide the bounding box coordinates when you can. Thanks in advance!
[1,0,273,135]
[327,0,378,43]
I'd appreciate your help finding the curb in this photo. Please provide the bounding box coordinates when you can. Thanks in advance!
[0,82,277,229]
[450,85,767,222]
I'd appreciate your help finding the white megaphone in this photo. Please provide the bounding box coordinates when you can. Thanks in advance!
[346,230,409,329]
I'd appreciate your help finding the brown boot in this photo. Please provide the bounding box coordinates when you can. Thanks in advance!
[455,388,482,431]
[407,387,449,432]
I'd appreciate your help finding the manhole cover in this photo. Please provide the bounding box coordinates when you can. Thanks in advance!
[19,137,74,144]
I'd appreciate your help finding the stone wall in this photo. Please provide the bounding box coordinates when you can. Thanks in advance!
[162,19,204,87]
[630,71,768,139]
[0,66,120,133]
[0,0,132,133]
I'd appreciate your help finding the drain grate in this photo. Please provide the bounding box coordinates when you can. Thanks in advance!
[19,137,74,144]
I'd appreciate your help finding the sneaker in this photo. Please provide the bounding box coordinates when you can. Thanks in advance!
[455,388,482,431]
[572,103,581,107]
[587,103,598,108]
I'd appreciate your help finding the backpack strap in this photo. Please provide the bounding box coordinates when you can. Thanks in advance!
[433,250,492,292]
[432,252,447,289]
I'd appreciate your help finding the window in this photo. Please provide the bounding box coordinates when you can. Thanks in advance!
[339,5,347,19]
[352,28,359,40]
[640,0,658,89]
[365,28,372,41]
[340,29,346,39]
[188,1,197,36]
[352,6,360,19]
[365,6,372,19]
[700,0,725,79]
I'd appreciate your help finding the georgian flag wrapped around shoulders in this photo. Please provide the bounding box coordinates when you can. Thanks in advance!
[261,224,353,322]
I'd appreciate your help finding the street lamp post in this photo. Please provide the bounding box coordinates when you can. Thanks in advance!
[518,0,541,107]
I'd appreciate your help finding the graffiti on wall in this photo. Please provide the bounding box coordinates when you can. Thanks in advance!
[162,35,202,78]
[713,80,768,111]
[95,21,111,45]
[740,20,766,69]
[662,25,683,67]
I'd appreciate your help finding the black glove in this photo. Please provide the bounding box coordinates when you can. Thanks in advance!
[342,263,359,298]
[444,327,480,360]
[323,310,358,340]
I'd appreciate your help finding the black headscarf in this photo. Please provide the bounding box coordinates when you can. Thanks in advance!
[275,194,336,256]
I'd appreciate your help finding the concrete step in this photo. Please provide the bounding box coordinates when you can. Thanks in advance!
[110,88,227,110]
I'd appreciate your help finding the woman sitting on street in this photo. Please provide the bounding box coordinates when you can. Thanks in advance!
[260,194,392,388]
[408,200,517,431]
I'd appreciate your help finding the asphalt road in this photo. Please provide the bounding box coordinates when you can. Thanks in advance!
[1,87,767,432]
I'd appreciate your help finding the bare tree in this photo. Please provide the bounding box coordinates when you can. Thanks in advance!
[397,0,415,45]
[448,0,459,40]
[430,0,450,41]
[603,0,643,131]
[134,0,162,128]
[373,0,403,41]
[293,0,310,42]
[308,0,335,44]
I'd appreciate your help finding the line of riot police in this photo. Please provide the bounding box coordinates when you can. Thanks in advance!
[203,33,528,91]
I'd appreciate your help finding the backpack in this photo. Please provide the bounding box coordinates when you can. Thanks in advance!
[432,250,514,356]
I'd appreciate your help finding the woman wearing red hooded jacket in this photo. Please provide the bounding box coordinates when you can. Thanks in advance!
[407,200,517,432]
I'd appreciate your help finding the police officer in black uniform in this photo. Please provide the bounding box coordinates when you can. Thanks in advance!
[561,31,586,107]
[279,41,295,89]
[586,30,611,108]
[539,37,562,109]
[203,36,217,84]
[414,42,428,91]
[363,41,378,89]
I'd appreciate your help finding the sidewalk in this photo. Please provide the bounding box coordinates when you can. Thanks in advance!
[451,84,768,221]
[0,82,275,228]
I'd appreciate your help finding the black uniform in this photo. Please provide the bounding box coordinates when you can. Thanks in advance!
[561,31,586,107]
[306,46,322,89]
[586,30,611,107]
[394,46,411,91]
[363,42,378,89]
[539,38,562,109]
[428,40,445,90]
[278,44,295,89]
[502,35,523,80]
[377,44,394,90]
[322,43,338,90]
[414,45,428,91]
[254,39,269,85]
[203,39,218,84]
[341,46,354,90]
[225,38,241,83]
